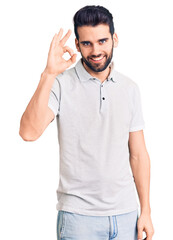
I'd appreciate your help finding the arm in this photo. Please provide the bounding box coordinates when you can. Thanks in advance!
[19,72,57,141]
[19,28,77,141]
[128,130,151,214]
[128,130,154,239]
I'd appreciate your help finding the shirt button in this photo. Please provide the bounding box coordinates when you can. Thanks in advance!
[102,97,105,100]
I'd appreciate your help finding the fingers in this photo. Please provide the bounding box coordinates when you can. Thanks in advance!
[137,227,143,240]
[63,46,77,67]
[69,53,77,64]
[50,29,63,47]
[50,28,72,50]
[63,46,74,56]
[56,28,63,41]
[50,34,57,50]
[66,53,77,68]
[60,29,72,46]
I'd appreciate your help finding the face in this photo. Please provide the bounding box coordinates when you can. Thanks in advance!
[75,24,118,73]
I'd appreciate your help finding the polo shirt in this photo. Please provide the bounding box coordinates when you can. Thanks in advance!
[48,58,145,216]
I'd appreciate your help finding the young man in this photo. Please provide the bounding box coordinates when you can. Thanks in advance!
[19,5,154,240]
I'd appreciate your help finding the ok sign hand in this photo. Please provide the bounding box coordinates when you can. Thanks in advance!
[45,28,77,76]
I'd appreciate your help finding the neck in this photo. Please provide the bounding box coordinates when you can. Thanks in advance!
[82,61,111,83]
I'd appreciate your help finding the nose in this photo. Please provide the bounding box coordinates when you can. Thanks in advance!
[91,44,102,57]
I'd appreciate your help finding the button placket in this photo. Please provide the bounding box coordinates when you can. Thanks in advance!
[100,81,108,113]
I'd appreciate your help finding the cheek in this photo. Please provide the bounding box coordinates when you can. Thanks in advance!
[80,47,90,57]
[105,45,112,53]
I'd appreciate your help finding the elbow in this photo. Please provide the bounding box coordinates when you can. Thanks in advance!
[19,129,39,142]
[19,116,43,141]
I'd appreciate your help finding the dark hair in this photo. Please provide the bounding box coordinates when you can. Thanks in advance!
[73,5,115,40]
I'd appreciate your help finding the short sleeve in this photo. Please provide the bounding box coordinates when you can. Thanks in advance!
[129,83,145,132]
[48,77,60,121]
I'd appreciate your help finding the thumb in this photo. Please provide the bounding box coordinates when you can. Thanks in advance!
[137,226,143,240]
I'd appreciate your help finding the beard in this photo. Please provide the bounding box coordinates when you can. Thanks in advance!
[80,44,114,73]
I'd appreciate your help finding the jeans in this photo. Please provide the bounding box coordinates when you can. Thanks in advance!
[57,209,139,240]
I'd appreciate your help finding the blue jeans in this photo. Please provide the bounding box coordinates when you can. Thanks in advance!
[57,209,139,240]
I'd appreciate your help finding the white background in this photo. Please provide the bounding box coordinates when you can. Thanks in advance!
[0,0,172,239]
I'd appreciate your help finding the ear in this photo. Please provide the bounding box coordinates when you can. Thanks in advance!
[113,33,118,48]
[75,38,80,52]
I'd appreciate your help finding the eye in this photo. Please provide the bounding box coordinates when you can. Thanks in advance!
[83,42,90,46]
[99,39,106,44]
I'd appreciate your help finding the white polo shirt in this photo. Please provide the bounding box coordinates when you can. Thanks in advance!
[48,58,145,216]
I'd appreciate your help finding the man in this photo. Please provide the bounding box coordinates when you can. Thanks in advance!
[19,5,154,240]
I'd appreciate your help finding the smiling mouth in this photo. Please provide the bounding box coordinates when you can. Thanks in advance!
[89,56,105,63]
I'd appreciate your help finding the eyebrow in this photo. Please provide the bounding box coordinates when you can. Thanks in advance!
[80,38,109,44]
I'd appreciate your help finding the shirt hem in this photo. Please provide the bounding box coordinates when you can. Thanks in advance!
[56,204,139,217]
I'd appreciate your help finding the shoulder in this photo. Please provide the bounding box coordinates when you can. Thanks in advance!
[114,70,138,89]
[114,70,142,104]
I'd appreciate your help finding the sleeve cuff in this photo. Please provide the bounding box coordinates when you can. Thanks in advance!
[129,124,145,132]
[48,102,57,120]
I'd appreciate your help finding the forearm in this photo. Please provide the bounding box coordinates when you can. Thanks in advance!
[19,70,57,140]
[19,29,76,141]
[130,150,151,214]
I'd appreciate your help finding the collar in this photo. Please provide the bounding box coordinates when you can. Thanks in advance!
[75,58,117,83]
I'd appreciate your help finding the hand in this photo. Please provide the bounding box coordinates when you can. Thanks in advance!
[137,212,154,240]
[44,28,77,76]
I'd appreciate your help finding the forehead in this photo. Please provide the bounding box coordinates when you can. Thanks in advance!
[77,24,111,41]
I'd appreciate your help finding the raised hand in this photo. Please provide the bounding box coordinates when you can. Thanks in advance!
[44,28,77,76]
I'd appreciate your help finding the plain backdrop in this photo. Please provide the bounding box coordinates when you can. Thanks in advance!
[0,0,173,239]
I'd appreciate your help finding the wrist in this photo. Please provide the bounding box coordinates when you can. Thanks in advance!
[38,70,57,89]
[41,68,58,79]
[141,207,151,215]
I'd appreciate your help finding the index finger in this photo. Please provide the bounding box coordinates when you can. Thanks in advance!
[60,29,72,46]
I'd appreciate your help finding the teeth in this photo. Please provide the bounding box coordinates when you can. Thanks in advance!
[91,56,104,61]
